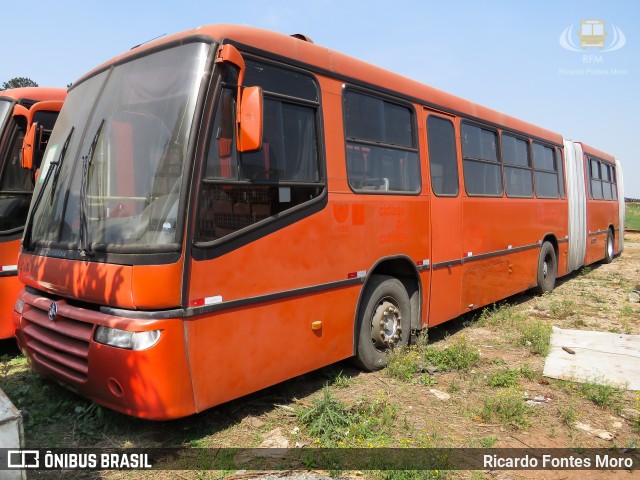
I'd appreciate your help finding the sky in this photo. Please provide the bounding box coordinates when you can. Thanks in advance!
[2,0,638,197]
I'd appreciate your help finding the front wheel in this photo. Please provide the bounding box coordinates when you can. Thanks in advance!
[603,229,614,264]
[353,275,411,371]
[535,241,557,295]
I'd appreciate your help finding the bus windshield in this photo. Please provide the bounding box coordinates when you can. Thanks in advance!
[28,41,210,254]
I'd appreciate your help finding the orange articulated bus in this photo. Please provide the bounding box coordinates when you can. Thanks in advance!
[13,25,623,419]
[0,87,66,338]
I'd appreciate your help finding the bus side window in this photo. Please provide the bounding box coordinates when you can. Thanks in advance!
[589,158,603,200]
[502,133,533,198]
[427,115,458,196]
[533,142,559,199]
[196,61,324,244]
[461,123,502,196]
[344,90,420,194]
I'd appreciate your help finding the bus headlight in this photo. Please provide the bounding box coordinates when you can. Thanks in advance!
[94,327,161,350]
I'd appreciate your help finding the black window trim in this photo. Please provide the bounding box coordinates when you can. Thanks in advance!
[532,140,560,199]
[342,85,421,196]
[461,120,503,198]
[426,113,459,198]
[555,147,567,199]
[192,51,329,254]
[501,131,534,199]
[588,155,617,202]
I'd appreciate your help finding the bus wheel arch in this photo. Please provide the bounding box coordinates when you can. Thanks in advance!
[351,257,420,371]
[352,274,412,371]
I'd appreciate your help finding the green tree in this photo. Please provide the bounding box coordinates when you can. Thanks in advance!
[2,77,38,90]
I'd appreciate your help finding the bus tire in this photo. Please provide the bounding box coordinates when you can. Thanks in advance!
[535,241,557,295]
[353,275,411,372]
[603,229,614,264]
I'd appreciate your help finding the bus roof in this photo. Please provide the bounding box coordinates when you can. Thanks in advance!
[0,87,66,104]
[578,142,616,163]
[77,24,563,145]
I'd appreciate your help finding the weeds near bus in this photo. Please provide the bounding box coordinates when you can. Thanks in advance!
[477,302,529,331]
[559,401,578,427]
[518,319,552,356]
[487,368,522,388]
[386,334,480,383]
[480,387,531,429]
[296,386,398,446]
[422,336,481,372]
[549,299,575,319]
[387,346,421,381]
[372,471,448,480]
[577,379,624,410]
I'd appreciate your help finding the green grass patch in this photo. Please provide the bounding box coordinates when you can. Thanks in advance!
[559,401,578,427]
[296,386,398,447]
[372,471,449,480]
[331,370,355,388]
[422,336,481,372]
[578,380,623,410]
[480,387,530,428]
[518,319,552,356]
[549,299,575,320]
[387,334,480,382]
[387,346,422,381]
[487,368,521,388]
[477,303,526,327]
[626,202,640,230]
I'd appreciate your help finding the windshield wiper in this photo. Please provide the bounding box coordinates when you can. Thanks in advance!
[78,119,105,258]
[23,127,74,249]
[49,126,74,204]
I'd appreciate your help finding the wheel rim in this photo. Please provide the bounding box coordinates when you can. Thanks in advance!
[370,297,402,351]
[607,235,614,258]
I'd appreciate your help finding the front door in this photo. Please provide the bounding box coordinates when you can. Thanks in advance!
[424,110,463,326]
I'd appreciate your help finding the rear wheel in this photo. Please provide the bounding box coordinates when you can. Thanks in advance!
[603,229,614,264]
[353,275,411,371]
[535,241,557,294]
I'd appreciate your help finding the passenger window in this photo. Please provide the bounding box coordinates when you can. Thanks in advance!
[533,142,559,198]
[556,148,566,198]
[427,116,458,196]
[461,123,502,196]
[344,90,420,193]
[589,158,603,200]
[502,133,532,197]
[196,60,324,243]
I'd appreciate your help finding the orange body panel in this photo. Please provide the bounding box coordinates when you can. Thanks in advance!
[18,254,183,310]
[186,287,358,411]
[15,290,194,419]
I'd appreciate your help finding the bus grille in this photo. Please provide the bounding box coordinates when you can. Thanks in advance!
[21,297,93,384]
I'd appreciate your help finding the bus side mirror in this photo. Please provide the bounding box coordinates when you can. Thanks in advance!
[215,44,263,153]
[22,122,38,169]
[237,86,263,152]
